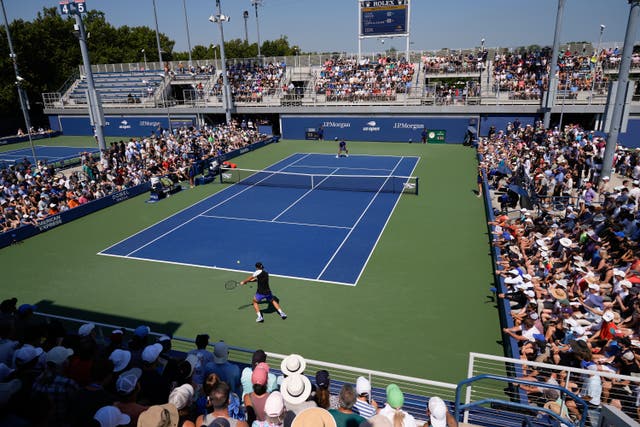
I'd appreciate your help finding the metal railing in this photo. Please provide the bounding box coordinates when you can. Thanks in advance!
[31,310,458,425]
[467,352,640,426]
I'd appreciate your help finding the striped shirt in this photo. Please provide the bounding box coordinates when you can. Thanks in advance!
[353,398,377,419]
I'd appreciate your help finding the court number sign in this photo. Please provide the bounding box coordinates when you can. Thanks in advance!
[59,0,87,15]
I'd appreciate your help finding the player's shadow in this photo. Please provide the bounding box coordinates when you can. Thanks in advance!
[237,297,280,314]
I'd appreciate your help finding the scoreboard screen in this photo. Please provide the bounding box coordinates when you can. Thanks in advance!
[360,0,408,37]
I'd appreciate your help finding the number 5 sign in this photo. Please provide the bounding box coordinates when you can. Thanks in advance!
[59,0,87,15]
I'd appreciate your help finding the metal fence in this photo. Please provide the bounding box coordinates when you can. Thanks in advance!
[32,311,457,424]
[467,352,640,427]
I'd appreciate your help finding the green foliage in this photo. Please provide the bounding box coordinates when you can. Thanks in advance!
[0,6,298,130]
[0,6,176,128]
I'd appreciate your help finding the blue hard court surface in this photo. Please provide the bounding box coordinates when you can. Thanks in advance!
[0,146,99,167]
[99,153,419,285]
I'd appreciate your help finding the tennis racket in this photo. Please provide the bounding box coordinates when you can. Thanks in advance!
[225,280,240,290]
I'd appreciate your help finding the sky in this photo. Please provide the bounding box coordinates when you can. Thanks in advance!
[4,0,639,55]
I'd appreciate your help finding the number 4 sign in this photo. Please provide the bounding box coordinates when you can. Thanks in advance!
[59,0,87,15]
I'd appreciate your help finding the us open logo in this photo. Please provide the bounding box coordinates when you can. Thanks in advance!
[362,121,380,132]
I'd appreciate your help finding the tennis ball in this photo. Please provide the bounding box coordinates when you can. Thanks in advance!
[237,260,240,264]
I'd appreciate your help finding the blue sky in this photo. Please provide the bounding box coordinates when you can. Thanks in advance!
[5,0,637,54]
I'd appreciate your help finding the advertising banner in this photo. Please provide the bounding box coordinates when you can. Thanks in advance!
[58,116,197,137]
[281,115,473,143]
[0,183,150,249]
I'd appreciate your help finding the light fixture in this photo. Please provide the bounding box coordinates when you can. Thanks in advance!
[209,14,230,23]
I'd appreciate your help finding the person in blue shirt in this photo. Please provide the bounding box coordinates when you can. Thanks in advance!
[336,137,349,158]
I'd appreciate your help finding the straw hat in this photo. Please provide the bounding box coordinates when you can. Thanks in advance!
[291,407,336,427]
[550,288,567,300]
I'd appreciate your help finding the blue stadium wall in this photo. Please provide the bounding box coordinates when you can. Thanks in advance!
[280,115,478,143]
[49,115,195,137]
[618,119,640,148]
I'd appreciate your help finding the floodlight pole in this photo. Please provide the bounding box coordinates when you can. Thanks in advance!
[589,25,605,104]
[602,0,640,181]
[73,12,106,152]
[182,0,193,66]
[251,0,262,62]
[212,0,233,125]
[543,0,565,130]
[243,10,249,44]
[0,0,38,165]
[152,0,163,65]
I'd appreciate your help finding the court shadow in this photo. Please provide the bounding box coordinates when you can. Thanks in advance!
[237,303,253,310]
[33,299,182,337]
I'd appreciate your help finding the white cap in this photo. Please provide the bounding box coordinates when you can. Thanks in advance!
[168,384,194,410]
[94,406,131,427]
[428,396,447,427]
[78,323,95,337]
[116,368,142,394]
[141,343,163,364]
[356,376,371,396]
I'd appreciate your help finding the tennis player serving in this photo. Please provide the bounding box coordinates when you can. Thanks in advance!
[240,262,287,322]
[336,137,349,158]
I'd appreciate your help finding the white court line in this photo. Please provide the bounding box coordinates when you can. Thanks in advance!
[123,153,312,257]
[304,153,417,160]
[316,156,404,280]
[98,152,306,255]
[271,168,339,222]
[285,164,396,173]
[200,214,352,230]
[99,252,357,286]
[353,156,421,285]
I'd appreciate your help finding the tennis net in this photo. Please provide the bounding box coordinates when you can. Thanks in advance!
[220,168,419,195]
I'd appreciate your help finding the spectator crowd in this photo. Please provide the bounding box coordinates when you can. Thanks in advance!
[480,120,640,422]
[492,47,612,100]
[212,61,286,103]
[421,52,480,74]
[0,121,267,234]
[315,56,415,102]
[0,306,456,427]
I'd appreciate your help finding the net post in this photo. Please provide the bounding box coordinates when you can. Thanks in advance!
[416,177,419,195]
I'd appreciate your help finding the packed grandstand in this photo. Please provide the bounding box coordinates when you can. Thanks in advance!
[3,4,640,427]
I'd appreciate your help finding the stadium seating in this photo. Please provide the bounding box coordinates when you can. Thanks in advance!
[65,70,165,105]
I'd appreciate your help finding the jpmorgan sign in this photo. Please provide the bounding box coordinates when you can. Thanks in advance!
[281,115,473,143]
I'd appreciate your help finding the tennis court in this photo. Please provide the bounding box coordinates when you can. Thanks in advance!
[0,145,99,167]
[99,153,419,285]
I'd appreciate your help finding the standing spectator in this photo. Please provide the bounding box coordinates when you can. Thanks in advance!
[378,384,417,427]
[138,343,170,405]
[168,383,196,427]
[70,358,116,427]
[352,376,378,418]
[114,368,148,426]
[32,346,79,427]
[425,396,458,427]
[281,374,316,415]
[209,341,241,397]
[244,362,270,425]
[241,349,278,399]
[314,370,338,409]
[195,381,249,427]
[328,384,366,427]
[253,391,286,427]
[187,334,215,394]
